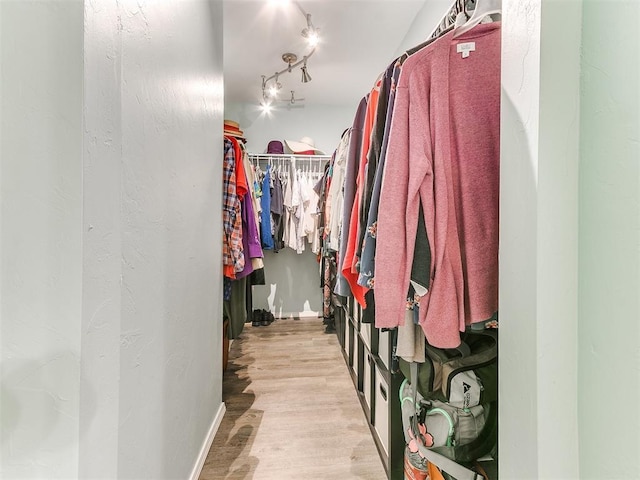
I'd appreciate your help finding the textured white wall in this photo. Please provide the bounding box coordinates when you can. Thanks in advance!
[253,249,323,318]
[536,1,582,477]
[500,0,581,478]
[0,2,84,478]
[1,1,224,479]
[499,2,541,476]
[83,1,225,479]
[578,1,640,477]
[80,2,123,476]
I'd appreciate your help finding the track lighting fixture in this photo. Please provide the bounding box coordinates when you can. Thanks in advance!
[301,61,312,83]
[267,73,282,98]
[260,100,273,114]
[260,1,320,105]
[287,90,304,105]
[301,12,320,47]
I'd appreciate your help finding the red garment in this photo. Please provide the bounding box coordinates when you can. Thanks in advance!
[341,79,381,307]
[226,136,248,200]
[223,264,236,279]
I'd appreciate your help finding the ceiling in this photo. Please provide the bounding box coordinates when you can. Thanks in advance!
[223,0,428,109]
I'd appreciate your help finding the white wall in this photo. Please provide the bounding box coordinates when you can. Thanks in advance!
[500,0,582,478]
[392,0,453,56]
[502,1,640,478]
[225,102,355,156]
[578,1,640,478]
[1,1,225,479]
[253,249,323,318]
[117,2,223,478]
[0,2,84,478]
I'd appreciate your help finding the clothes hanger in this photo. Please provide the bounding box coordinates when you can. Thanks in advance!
[452,0,501,38]
[402,0,464,60]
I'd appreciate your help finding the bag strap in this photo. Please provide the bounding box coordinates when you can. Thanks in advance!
[409,361,485,480]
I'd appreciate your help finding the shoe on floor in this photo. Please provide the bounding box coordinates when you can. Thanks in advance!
[252,309,263,327]
[260,309,271,326]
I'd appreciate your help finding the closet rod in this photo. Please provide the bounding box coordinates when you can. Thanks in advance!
[249,153,331,162]
[427,0,466,39]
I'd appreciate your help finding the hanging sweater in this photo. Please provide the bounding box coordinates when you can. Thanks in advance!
[260,166,275,250]
[334,95,368,298]
[341,80,381,307]
[375,23,501,349]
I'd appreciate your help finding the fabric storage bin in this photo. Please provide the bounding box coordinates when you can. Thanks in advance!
[352,333,359,376]
[378,328,389,369]
[374,367,390,455]
[345,315,352,365]
[364,353,372,410]
[362,322,372,351]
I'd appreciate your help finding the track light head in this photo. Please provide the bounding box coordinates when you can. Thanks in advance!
[301,64,312,83]
[302,27,320,47]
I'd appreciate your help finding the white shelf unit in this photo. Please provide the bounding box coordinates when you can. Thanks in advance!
[334,296,405,479]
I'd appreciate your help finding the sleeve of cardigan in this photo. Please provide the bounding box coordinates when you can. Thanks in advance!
[375,74,431,329]
[374,84,413,328]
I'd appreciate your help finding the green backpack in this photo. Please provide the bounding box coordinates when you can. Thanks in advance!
[399,328,498,479]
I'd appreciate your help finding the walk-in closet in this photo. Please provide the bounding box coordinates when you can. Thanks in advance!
[213,0,503,477]
[2,0,638,479]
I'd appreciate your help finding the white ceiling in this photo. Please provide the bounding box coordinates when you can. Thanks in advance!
[223,0,427,108]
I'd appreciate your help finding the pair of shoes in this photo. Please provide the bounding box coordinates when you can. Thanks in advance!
[252,309,275,326]
[260,309,275,326]
[252,309,263,327]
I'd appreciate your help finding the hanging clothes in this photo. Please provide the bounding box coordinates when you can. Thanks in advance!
[295,170,309,254]
[222,137,244,278]
[242,148,265,272]
[375,22,502,349]
[305,178,321,255]
[235,185,263,280]
[334,95,368,299]
[285,167,305,253]
[325,130,350,252]
[270,173,285,251]
[340,79,381,308]
[260,165,275,250]
[224,276,247,339]
[357,62,396,291]
[358,35,442,329]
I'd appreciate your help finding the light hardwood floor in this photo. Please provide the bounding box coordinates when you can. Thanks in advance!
[200,317,387,480]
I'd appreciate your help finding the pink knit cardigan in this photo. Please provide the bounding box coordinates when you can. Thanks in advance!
[375,23,501,348]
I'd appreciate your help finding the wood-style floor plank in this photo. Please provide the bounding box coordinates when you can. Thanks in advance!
[200,317,387,480]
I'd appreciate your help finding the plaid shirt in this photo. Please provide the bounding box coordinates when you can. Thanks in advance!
[223,138,244,276]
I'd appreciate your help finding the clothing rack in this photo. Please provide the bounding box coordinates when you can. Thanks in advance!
[249,153,331,178]
[249,153,331,164]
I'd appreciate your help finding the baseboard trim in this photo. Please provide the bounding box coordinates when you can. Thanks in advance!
[274,312,322,320]
[189,402,226,480]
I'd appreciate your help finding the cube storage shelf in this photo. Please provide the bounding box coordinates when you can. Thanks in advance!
[334,297,405,480]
